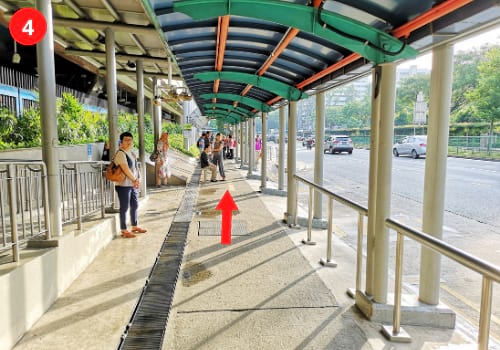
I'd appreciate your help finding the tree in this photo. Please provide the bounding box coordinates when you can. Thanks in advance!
[451,49,482,121]
[395,73,430,126]
[467,47,500,151]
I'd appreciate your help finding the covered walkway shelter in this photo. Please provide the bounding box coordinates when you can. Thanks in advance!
[1,0,499,349]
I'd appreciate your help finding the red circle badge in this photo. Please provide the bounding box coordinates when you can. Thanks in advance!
[9,8,47,46]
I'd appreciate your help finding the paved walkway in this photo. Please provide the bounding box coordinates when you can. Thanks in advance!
[12,156,490,350]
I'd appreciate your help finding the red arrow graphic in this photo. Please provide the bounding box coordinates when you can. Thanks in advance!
[216,190,239,245]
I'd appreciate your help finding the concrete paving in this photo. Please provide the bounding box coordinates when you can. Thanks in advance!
[10,155,495,350]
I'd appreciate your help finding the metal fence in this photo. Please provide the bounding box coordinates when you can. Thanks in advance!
[60,161,113,229]
[0,162,50,262]
[0,160,114,263]
[293,174,499,350]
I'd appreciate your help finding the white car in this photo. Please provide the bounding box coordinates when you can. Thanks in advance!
[393,135,427,159]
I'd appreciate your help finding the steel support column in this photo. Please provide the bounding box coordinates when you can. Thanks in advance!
[373,63,396,304]
[36,0,60,236]
[136,60,146,197]
[234,124,239,163]
[152,78,161,145]
[241,121,246,167]
[419,44,454,304]
[261,112,268,190]
[248,118,255,176]
[105,28,118,156]
[314,92,325,219]
[365,67,381,295]
[278,106,286,190]
[286,101,297,224]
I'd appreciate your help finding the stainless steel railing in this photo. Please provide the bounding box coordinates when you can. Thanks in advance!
[0,160,115,263]
[385,218,500,350]
[293,174,499,350]
[60,161,113,229]
[0,161,50,262]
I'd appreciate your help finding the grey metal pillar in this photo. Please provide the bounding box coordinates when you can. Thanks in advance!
[235,123,240,163]
[136,60,146,197]
[419,44,454,305]
[278,106,286,190]
[152,78,161,145]
[365,67,381,296]
[241,121,246,167]
[36,0,60,236]
[105,28,118,156]
[373,63,397,304]
[314,92,325,219]
[286,101,297,224]
[248,118,255,176]
[261,112,268,190]
[183,101,190,150]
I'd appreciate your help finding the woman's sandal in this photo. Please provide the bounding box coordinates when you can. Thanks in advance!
[131,227,147,233]
[121,230,136,238]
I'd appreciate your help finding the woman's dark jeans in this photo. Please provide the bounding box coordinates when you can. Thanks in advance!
[115,186,138,230]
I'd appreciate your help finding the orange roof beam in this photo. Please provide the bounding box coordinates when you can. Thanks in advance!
[392,0,473,38]
[213,15,230,95]
[276,0,473,104]
[258,28,300,76]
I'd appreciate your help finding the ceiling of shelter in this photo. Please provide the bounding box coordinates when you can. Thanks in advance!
[1,0,499,123]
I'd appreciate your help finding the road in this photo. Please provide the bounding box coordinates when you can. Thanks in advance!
[269,144,500,343]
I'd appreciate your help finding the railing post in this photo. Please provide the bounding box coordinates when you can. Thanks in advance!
[293,178,299,227]
[478,277,493,350]
[320,197,336,266]
[42,163,51,240]
[7,164,19,263]
[302,186,316,245]
[382,231,411,342]
[100,163,105,218]
[74,164,82,230]
[347,212,364,297]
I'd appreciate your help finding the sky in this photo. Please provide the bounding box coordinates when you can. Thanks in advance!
[397,26,500,69]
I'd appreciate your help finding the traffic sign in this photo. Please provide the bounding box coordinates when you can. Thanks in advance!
[9,8,47,46]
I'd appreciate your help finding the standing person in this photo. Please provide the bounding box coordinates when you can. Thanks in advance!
[200,143,217,182]
[197,132,205,154]
[227,135,234,159]
[156,132,170,187]
[101,141,110,161]
[255,134,262,165]
[222,134,228,160]
[212,133,226,181]
[114,132,147,238]
[204,132,211,150]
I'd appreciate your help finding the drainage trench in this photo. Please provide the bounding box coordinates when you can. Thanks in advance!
[117,168,201,350]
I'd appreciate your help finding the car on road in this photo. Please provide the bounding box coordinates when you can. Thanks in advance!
[392,135,427,158]
[323,135,353,154]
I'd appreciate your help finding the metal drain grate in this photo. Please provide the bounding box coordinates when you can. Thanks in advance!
[117,167,203,349]
[198,220,248,236]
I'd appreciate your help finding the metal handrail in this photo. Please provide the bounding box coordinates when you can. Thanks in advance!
[0,161,50,262]
[0,160,113,264]
[294,174,368,283]
[386,218,499,350]
[293,174,499,350]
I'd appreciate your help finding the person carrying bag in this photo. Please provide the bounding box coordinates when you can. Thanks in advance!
[113,132,147,238]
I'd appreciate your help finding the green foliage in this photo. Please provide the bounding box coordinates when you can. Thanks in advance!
[163,123,183,134]
[0,106,17,148]
[12,107,42,146]
[57,93,86,143]
[466,47,500,127]
[451,49,482,119]
[395,73,430,124]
